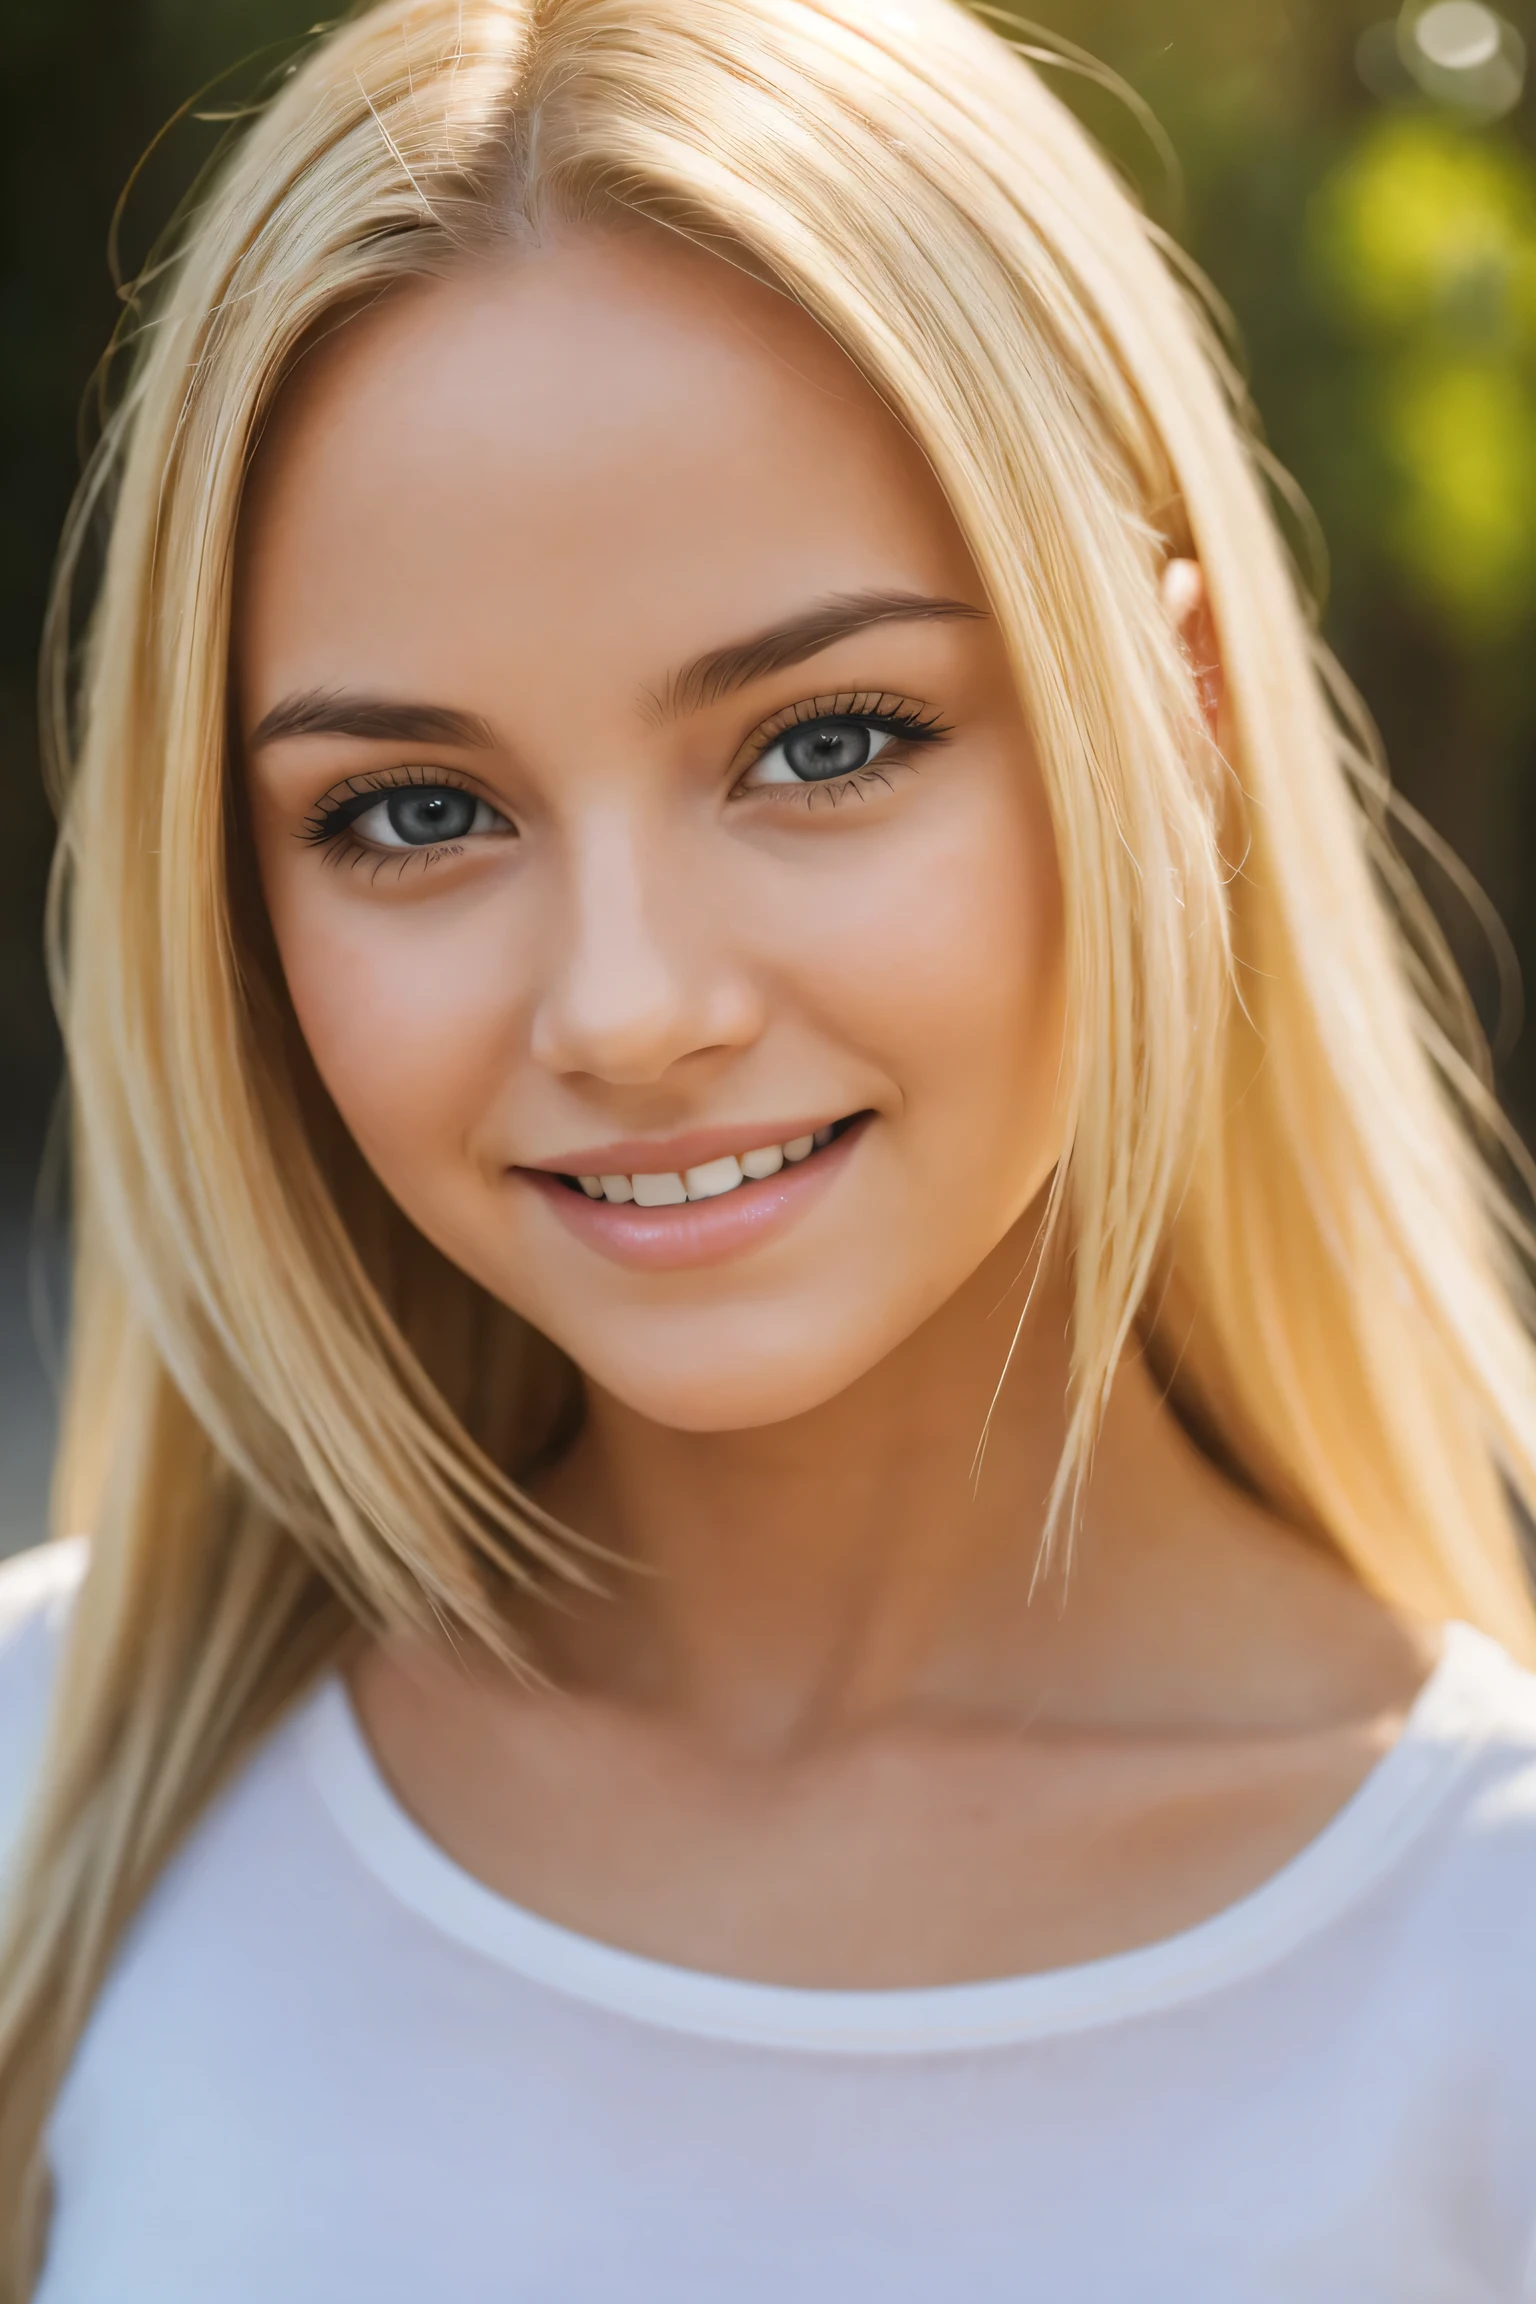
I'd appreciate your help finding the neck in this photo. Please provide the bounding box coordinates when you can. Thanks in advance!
[532,1223,1236,1748]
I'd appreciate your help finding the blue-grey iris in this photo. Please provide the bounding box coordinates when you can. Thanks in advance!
[782,721,875,781]
[386,789,479,845]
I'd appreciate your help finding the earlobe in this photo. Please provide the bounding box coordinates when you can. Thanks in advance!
[1160,556,1224,743]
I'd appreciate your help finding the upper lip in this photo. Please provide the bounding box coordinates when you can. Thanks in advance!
[519,1117,852,1177]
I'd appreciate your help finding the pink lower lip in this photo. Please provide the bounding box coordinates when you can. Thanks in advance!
[518,1116,870,1273]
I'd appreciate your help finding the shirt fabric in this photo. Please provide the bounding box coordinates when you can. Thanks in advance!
[5,1539,1536,2301]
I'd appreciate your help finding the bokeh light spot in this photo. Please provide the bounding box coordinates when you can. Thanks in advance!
[1413,2,1503,71]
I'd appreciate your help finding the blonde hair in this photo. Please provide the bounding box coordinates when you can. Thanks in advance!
[3,0,1535,2276]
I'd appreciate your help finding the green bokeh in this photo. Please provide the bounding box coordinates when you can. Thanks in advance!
[1310,116,1536,638]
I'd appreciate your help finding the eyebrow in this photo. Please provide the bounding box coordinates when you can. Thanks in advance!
[652,589,988,719]
[247,589,987,751]
[247,689,497,749]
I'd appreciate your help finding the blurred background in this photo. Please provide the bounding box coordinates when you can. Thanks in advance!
[1,0,1534,1548]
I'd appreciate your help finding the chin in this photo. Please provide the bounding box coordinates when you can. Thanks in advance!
[574,1337,881,1434]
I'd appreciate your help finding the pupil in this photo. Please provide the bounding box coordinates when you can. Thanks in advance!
[783,721,872,781]
[387,789,476,845]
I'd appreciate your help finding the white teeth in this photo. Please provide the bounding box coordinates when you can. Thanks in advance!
[632,1171,688,1207]
[579,1126,845,1205]
[685,1154,744,1200]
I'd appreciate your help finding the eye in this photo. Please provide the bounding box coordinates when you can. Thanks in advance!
[330,785,510,849]
[741,717,899,789]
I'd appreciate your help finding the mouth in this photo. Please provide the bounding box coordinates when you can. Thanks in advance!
[518,1112,872,1274]
[550,1111,866,1206]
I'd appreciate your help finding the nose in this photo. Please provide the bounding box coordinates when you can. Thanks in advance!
[529,811,765,1086]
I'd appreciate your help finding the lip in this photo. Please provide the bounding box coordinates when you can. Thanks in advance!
[518,1113,872,1273]
[523,1117,847,1181]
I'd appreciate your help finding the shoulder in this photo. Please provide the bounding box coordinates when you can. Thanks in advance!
[0,1539,88,1868]
[1382,1629,1536,2268]
[1434,1624,1536,1840]
[1388,1623,1536,1968]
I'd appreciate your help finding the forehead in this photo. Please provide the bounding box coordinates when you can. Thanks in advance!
[236,225,977,708]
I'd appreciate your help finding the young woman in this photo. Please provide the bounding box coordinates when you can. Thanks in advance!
[4,0,1536,2292]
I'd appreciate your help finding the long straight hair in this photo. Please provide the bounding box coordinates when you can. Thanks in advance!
[3,0,1535,2277]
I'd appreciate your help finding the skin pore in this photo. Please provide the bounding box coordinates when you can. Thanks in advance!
[238,223,1431,1989]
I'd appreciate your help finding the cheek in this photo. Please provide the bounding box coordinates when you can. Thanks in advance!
[784,764,1066,1187]
[261,866,521,1189]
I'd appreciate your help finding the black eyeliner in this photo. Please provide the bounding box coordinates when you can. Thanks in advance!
[297,764,483,847]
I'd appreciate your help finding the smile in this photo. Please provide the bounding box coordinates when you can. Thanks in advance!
[561,1118,858,1206]
[521,1114,871,1274]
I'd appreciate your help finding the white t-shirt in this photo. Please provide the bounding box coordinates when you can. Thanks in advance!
[6,1540,1536,2302]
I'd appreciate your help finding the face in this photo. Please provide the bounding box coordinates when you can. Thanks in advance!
[238,227,1066,1432]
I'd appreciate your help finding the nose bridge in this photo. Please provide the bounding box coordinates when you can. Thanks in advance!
[531,798,750,1084]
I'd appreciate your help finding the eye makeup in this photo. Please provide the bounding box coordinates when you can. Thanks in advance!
[293,687,953,866]
[298,765,514,862]
[731,691,951,805]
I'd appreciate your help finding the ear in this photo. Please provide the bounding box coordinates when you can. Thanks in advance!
[1160,558,1224,744]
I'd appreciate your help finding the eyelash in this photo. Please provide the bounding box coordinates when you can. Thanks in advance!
[298,766,496,869]
[298,693,952,865]
[732,693,951,807]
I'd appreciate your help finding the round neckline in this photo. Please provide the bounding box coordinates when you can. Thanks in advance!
[300,1623,1501,2056]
